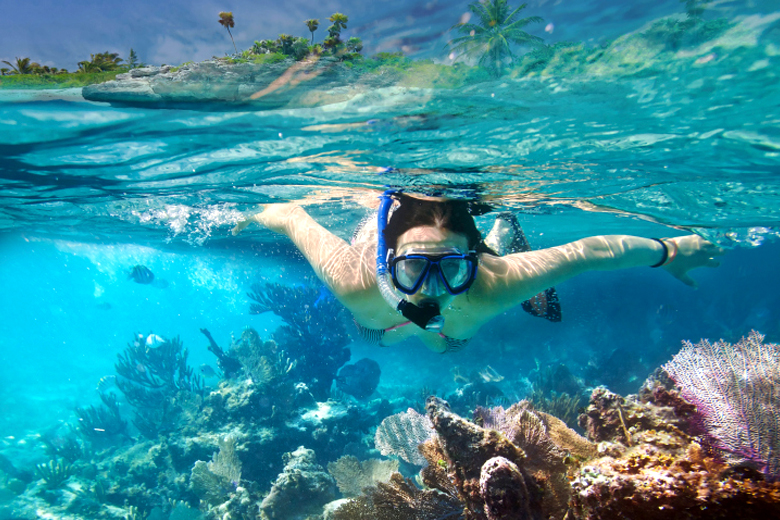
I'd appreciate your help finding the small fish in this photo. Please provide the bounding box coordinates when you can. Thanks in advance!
[145,334,166,349]
[199,364,218,378]
[96,375,117,393]
[128,265,155,284]
[95,302,112,311]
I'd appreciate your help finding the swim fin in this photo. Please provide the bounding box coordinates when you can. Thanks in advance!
[484,212,562,322]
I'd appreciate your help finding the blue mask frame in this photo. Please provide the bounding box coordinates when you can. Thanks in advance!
[390,250,478,295]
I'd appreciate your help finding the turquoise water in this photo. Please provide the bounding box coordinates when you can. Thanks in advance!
[1,7,780,519]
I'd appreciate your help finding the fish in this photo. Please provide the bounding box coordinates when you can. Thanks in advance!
[199,364,218,378]
[336,358,381,400]
[128,265,155,284]
[145,334,166,349]
[95,302,112,310]
[96,375,117,393]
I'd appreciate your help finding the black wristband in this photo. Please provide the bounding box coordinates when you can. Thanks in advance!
[649,238,668,268]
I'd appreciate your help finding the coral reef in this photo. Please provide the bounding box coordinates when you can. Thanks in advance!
[34,459,73,489]
[569,368,780,519]
[662,331,780,479]
[114,334,204,438]
[248,283,351,401]
[199,327,241,378]
[427,396,571,520]
[570,442,780,519]
[326,455,398,497]
[374,408,435,466]
[259,446,336,520]
[11,321,780,520]
[331,472,463,520]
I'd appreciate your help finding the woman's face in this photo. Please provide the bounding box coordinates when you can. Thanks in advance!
[395,225,470,309]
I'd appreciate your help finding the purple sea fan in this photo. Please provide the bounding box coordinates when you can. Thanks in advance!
[662,330,780,479]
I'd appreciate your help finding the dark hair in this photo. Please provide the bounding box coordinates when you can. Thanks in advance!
[383,193,494,254]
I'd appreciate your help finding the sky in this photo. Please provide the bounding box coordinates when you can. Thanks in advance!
[0,0,774,71]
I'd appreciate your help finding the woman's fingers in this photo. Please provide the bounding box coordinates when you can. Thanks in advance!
[232,207,265,235]
[232,219,252,235]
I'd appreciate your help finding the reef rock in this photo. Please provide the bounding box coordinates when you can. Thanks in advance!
[336,358,381,400]
[480,456,532,520]
[425,397,542,520]
[259,446,336,520]
[82,59,400,109]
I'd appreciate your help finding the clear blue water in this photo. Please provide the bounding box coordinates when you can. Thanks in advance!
[1,3,779,515]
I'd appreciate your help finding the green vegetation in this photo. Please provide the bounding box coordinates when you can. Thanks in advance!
[77,52,124,72]
[226,12,363,65]
[0,71,122,89]
[643,0,731,51]
[447,0,544,76]
[0,46,146,89]
[0,0,738,93]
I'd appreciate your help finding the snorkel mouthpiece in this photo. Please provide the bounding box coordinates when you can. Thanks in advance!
[398,300,445,332]
[376,189,446,332]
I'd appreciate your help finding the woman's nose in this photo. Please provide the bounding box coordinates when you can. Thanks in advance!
[420,270,446,297]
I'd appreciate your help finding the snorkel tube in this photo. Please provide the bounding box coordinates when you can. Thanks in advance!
[376,190,445,332]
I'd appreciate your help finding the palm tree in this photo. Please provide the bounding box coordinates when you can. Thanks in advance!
[0,68,10,76]
[76,52,123,73]
[277,34,294,55]
[448,0,544,75]
[1,57,41,75]
[305,19,319,45]
[219,11,238,54]
[328,13,348,37]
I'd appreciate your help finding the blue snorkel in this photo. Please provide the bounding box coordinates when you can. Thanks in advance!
[376,190,445,332]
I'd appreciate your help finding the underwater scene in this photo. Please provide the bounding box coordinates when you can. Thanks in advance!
[2,0,780,518]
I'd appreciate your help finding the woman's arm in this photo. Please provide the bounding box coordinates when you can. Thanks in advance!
[475,234,723,316]
[232,204,376,303]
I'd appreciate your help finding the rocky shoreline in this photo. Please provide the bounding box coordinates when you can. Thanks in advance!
[82,58,402,109]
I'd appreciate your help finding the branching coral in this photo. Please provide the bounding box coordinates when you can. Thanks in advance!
[35,459,74,489]
[74,391,127,441]
[247,283,351,401]
[529,362,584,427]
[115,335,204,401]
[114,334,204,438]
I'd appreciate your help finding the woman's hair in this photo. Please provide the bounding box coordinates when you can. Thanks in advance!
[383,193,494,253]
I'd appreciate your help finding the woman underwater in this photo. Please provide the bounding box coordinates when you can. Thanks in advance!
[233,191,723,353]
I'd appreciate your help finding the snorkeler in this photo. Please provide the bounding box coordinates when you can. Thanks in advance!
[233,192,723,353]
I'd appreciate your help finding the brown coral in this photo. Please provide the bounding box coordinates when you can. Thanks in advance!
[331,472,462,520]
[569,442,780,519]
[426,397,534,519]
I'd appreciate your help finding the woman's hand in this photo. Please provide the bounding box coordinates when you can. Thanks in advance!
[662,235,724,287]
[232,203,302,235]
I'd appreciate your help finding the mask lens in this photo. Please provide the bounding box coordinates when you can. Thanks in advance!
[440,257,472,291]
[394,257,429,291]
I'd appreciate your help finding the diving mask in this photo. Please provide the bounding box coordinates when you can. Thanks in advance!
[389,247,478,296]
